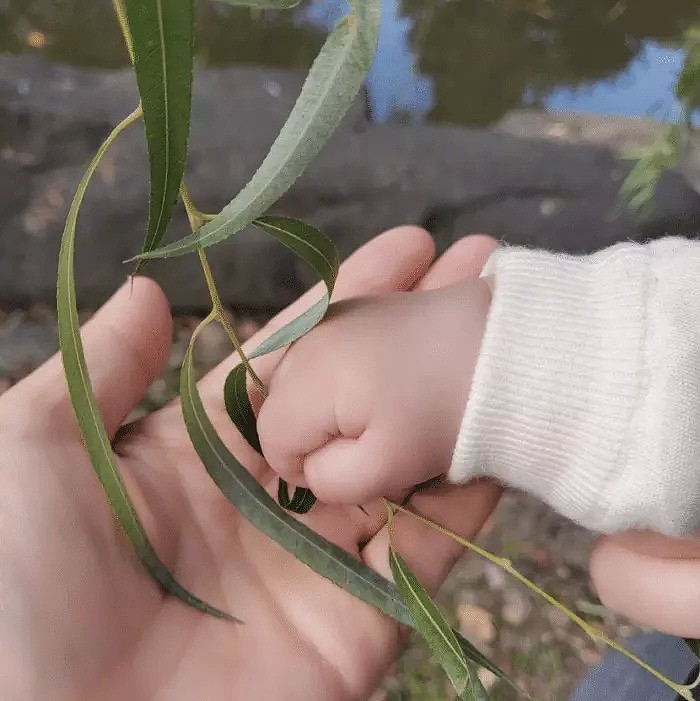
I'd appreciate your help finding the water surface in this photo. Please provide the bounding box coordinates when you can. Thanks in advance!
[1,0,698,125]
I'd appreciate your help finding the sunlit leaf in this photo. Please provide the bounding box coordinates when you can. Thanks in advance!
[390,547,488,700]
[123,0,195,263]
[254,295,330,357]
[57,107,234,621]
[620,125,684,216]
[134,0,381,261]
[247,217,339,357]
[181,332,517,689]
[678,27,700,109]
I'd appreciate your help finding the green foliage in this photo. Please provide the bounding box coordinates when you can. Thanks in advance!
[210,0,300,7]
[677,27,700,111]
[57,2,698,699]
[122,0,195,263]
[389,543,487,700]
[223,364,262,453]
[621,124,686,215]
[133,0,381,261]
[277,480,317,513]
[222,216,338,513]
[56,105,234,621]
[621,24,699,213]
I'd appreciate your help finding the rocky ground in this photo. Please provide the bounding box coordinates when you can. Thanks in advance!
[1,304,654,701]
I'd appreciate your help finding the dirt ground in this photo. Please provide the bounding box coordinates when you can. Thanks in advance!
[1,306,650,701]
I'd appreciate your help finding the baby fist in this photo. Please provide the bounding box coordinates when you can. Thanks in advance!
[257,279,491,505]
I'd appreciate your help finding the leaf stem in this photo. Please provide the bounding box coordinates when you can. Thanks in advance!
[111,0,135,65]
[179,184,218,228]
[387,501,694,700]
[179,184,268,399]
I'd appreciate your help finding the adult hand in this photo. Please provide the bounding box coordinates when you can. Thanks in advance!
[0,226,501,701]
[591,531,700,639]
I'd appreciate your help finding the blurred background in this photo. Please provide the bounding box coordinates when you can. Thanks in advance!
[1,1,700,698]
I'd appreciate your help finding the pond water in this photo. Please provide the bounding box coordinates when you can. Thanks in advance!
[1,0,698,126]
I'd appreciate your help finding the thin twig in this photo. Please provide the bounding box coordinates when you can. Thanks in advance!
[387,501,694,700]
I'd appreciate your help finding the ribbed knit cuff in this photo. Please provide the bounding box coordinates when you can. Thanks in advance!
[449,243,658,533]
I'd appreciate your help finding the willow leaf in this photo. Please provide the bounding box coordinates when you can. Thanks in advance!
[224,364,262,454]
[181,335,518,689]
[246,217,338,359]
[57,107,233,621]
[278,480,317,514]
[210,0,300,7]
[223,217,338,511]
[223,363,316,514]
[123,0,195,262]
[390,548,488,701]
[134,0,381,261]
[255,216,339,290]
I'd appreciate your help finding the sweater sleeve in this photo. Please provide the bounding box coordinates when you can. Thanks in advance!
[448,238,700,536]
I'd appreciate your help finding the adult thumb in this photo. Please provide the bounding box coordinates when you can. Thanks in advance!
[25,277,173,439]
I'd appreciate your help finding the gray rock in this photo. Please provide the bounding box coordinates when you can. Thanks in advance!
[0,316,57,376]
[1,55,699,312]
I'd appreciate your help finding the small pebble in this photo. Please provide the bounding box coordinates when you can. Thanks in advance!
[483,562,508,591]
[556,564,571,579]
[547,608,569,629]
[501,589,532,627]
[457,603,496,645]
[477,668,498,691]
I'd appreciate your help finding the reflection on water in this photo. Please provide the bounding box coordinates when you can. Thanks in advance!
[1,0,698,125]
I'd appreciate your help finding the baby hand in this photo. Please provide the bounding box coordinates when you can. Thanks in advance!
[258,279,491,505]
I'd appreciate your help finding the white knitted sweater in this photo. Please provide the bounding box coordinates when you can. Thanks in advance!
[449,238,700,535]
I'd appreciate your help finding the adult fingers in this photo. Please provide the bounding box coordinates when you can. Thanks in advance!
[11,277,173,440]
[590,532,700,637]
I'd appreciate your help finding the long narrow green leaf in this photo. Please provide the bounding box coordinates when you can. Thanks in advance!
[223,217,338,512]
[210,0,300,7]
[181,334,518,688]
[224,364,262,454]
[57,106,234,622]
[254,216,339,292]
[247,217,338,358]
[390,547,488,701]
[123,0,195,261]
[134,0,381,261]
[223,364,317,514]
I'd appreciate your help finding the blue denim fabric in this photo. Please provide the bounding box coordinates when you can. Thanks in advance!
[569,634,697,701]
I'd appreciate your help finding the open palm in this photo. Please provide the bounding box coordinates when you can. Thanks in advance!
[0,227,501,701]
